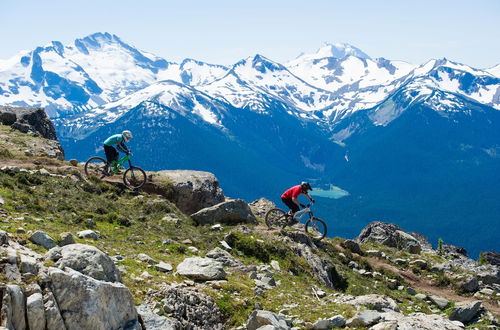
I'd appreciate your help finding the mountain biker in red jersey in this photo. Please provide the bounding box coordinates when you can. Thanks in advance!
[103,130,133,172]
[281,182,315,218]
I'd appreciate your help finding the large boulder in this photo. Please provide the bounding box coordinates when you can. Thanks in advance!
[246,310,290,330]
[449,301,483,324]
[176,257,226,280]
[335,294,399,312]
[191,199,258,225]
[29,230,57,250]
[291,243,346,290]
[356,221,422,254]
[145,170,225,214]
[48,267,140,330]
[45,244,122,283]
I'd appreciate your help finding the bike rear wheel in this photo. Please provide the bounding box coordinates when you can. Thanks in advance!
[265,208,289,229]
[84,156,109,180]
[123,166,147,190]
[305,217,327,240]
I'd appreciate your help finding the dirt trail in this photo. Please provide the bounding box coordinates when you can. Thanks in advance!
[365,256,500,315]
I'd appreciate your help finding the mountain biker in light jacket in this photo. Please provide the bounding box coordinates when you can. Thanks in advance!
[103,130,133,171]
[281,182,315,218]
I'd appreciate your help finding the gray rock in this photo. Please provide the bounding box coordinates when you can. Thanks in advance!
[246,310,290,330]
[406,287,417,295]
[191,199,258,225]
[476,267,500,285]
[457,277,479,293]
[27,293,46,330]
[77,229,99,240]
[415,293,427,300]
[46,243,122,282]
[146,170,225,214]
[347,310,382,327]
[291,243,346,289]
[428,295,450,310]
[341,239,362,254]
[58,232,75,246]
[6,285,26,330]
[0,230,8,245]
[356,221,421,254]
[206,247,243,268]
[176,257,226,280]
[138,253,158,265]
[19,254,39,275]
[409,259,428,269]
[369,321,398,330]
[136,304,179,330]
[156,262,173,273]
[48,267,140,330]
[449,300,482,324]
[0,196,4,205]
[43,290,67,330]
[366,250,383,257]
[337,294,399,312]
[329,315,346,328]
[379,312,463,329]
[442,244,467,257]
[431,262,452,272]
[29,230,57,249]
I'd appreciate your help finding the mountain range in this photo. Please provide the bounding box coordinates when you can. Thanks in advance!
[1,32,499,257]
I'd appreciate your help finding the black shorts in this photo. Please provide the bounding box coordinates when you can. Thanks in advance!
[282,198,299,213]
[104,145,118,163]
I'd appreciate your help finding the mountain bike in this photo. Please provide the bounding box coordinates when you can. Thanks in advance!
[265,202,327,240]
[84,152,147,190]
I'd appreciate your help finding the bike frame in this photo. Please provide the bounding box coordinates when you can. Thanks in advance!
[292,205,313,223]
[115,154,132,168]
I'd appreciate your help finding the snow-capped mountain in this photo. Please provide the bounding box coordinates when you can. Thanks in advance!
[487,63,500,78]
[0,33,226,116]
[286,43,414,92]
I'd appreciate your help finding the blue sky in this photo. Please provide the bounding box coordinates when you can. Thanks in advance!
[1,0,499,68]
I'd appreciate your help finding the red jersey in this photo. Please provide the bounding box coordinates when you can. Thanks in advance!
[281,185,303,199]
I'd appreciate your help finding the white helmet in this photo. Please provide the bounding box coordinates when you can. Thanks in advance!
[122,130,133,142]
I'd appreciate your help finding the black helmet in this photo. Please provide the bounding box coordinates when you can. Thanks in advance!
[300,181,312,191]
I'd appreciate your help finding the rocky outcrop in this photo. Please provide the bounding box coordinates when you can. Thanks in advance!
[48,267,140,330]
[176,257,226,280]
[481,251,500,266]
[45,244,122,283]
[356,221,422,254]
[0,238,139,329]
[145,170,225,214]
[291,243,346,290]
[191,199,258,225]
[0,106,64,159]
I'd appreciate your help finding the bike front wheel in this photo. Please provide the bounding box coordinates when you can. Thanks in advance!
[84,156,109,180]
[123,166,147,190]
[265,208,289,229]
[305,217,327,240]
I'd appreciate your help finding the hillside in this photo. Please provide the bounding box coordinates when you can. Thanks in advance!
[0,107,499,329]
